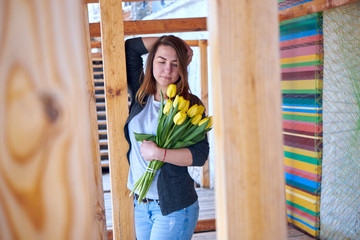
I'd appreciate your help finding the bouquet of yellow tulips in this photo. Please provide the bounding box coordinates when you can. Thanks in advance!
[130,84,212,204]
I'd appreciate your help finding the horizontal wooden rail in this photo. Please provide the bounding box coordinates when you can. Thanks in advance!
[91,41,102,48]
[194,219,216,233]
[279,0,360,21]
[90,17,207,37]
[91,39,207,49]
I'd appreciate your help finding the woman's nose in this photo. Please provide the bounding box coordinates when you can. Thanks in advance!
[163,63,171,73]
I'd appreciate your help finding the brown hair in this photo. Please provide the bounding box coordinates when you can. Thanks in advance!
[136,35,191,104]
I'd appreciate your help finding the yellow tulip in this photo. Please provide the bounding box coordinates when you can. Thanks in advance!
[173,95,180,107]
[199,116,212,129]
[187,104,199,118]
[177,96,186,110]
[191,114,202,125]
[163,100,172,115]
[173,111,187,125]
[166,84,176,98]
[198,105,205,115]
[182,100,190,112]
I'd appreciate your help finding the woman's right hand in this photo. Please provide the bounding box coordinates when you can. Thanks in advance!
[140,140,163,162]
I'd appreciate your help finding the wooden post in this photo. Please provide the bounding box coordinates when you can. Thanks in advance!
[199,40,210,188]
[83,3,108,240]
[208,0,287,239]
[99,0,135,239]
[0,1,95,239]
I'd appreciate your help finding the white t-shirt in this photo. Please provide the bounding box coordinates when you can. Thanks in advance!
[127,95,163,199]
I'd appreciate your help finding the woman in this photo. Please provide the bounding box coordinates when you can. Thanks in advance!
[124,36,209,240]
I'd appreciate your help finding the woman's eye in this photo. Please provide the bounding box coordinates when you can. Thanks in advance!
[172,64,178,67]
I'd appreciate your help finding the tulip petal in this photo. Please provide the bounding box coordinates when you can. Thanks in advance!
[166,84,176,98]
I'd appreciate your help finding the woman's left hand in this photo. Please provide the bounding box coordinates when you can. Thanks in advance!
[140,140,163,162]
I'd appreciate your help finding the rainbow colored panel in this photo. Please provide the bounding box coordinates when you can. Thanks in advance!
[280,12,323,238]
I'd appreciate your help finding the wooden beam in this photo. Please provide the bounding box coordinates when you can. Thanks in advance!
[89,17,207,37]
[199,40,210,188]
[208,0,287,239]
[91,39,203,49]
[99,0,135,239]
[279,0,360,21]
[195,219,216,233]
[91,40,102,49]
[0,0,95,239]
[125,18,207,35]
[89,23,102,38]
[83,4,107,240]
[186,40,201,47]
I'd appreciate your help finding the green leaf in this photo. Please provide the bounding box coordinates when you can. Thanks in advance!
[160,103,179,143]
[181,119,209,142]
[179,124,197,141]
[156,91,165,144]
[184,123,207,142]
[189,133,206,143]
[172,140,197,149]
[134,133,156,142]
[156,114,166,145]
[163,121,191,148]
[158,90,164,121]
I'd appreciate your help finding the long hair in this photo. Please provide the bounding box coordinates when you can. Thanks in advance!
[136,35,191,104]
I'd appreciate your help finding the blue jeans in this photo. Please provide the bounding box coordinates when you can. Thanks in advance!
[134,198,199,240]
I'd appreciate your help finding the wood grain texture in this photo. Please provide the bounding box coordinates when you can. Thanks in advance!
[279,0,360,21]
[199,40,210,188]
[208,0,287,239]
[0,1,95,239]
[89,18,207,37]
[99,0,135,239]
[83,3,107,240]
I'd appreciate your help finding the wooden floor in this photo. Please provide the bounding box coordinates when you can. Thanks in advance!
[192,228,314,240]
[102,172,314,239]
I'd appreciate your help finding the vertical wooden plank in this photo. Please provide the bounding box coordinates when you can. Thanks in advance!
[199,40,210,188]
[208,0,287,239]
[83,3,108,240]
[99,0,135,240]
[0,1,95,240]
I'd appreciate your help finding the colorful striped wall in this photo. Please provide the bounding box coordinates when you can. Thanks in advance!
[279,12,323,238]
[278,0,315,10]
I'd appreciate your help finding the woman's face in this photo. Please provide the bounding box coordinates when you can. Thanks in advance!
[152,45,180,89]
